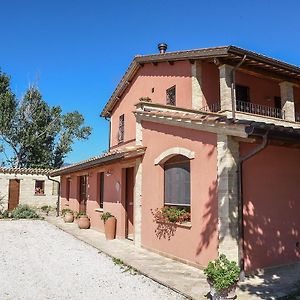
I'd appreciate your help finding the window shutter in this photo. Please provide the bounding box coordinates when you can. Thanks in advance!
[164,160,190,206]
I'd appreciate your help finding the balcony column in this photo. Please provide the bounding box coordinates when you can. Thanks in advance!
[219,64,234,111]
[279,81,295,122]
[191,61,203,110]
[217,134,239,263]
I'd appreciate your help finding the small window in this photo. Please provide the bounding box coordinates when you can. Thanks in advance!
[164,155,190,207]
[66,179,71,201]
[98,172,104,209]
[35,180,45,196]
[79,175,87,202]
[236,85,250,103]
[166,85,176,106]
[52,181,59,196]
[118,114,125,143]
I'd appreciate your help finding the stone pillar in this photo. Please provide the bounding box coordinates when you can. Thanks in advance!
[280,81,295,122]
[191,61,203,110]
[134,157,142,247]
[217,134,239,262]
[219,64,233,111]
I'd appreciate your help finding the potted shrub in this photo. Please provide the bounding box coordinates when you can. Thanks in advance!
[77,212,90,229]
[101,212,116,240]
[64,210,74,223]
[204,254,240,300]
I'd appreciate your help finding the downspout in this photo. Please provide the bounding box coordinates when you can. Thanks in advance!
[47,175,61,217]
[237,130,269,279]
[231,55,247,121]
[105,116,111,151]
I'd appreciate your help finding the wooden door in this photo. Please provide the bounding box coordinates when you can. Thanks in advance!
[8,179,20,211]
[125,168,134,238]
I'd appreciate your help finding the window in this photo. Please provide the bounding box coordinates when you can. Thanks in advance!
[98,172,104,208]
[52,181,59,196]
[164,155,190,207]
[118,114,125,143]
[35,180,45,195]
[79,175,87,202]
[166,85,176,106]
[236,85,250,102]
[66,179,71,201]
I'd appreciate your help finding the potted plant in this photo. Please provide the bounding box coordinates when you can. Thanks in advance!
[204,254,240,300]
[64,210,74,223]
[151,206,191,224]
[101,212,116,240]
[76,212,90,229]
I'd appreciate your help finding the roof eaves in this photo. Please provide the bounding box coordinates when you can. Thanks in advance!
[228,46,300,74]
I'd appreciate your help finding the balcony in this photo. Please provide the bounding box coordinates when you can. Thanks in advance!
[236,100,285,120]
[200,100,286,120]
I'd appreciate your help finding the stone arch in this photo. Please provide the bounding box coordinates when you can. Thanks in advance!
[154,147,195,165]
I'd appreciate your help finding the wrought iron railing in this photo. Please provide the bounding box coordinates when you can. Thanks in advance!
[236,100,285,119]
[199,102,221,113]
[295,113,300,123]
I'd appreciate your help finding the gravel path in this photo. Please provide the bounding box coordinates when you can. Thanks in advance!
[0,220,186,300]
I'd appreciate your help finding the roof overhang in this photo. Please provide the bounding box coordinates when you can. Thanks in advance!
[50,146,146,177]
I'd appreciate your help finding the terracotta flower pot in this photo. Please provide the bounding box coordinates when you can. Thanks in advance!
[104,217,116,240]
[78,216,90,229]
[64,212,74,223]
[208,280,237,300]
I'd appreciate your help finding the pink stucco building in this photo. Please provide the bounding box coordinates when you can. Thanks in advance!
[51,45,300,274]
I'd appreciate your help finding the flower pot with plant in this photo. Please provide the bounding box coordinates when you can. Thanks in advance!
[61,208,74,223]
[101,212,116,240]
[204,254,240,300]
[77,212,90,229]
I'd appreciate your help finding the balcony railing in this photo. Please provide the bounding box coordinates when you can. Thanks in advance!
[295,113,300,123]
[236,100,285,119]
[199,102,221,113]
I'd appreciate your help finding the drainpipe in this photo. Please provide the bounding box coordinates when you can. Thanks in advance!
[231,55,247,121]
[105,116,111,151]
[47,175,61,217]
[237,130,269,279]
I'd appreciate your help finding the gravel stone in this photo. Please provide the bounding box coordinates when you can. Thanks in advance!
[0,220,186,300]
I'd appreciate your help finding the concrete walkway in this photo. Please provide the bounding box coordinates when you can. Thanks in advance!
[46,216,300,300]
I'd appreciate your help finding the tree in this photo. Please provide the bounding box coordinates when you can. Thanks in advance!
[0,71,92,168]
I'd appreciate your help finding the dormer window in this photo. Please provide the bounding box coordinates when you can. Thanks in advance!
[118,114,125,143]
[166,85,176,106]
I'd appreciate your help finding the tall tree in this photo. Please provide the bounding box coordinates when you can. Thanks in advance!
[0,71,92,168]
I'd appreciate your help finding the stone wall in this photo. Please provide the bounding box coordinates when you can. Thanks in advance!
[0,172,60,210]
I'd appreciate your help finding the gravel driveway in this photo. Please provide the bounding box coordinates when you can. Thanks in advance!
[0,220,186,300]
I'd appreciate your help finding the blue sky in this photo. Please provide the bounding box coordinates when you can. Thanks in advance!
[1,0,300,163]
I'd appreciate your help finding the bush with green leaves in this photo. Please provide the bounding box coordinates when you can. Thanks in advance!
[204,254,240,292]
[11,205,39,219]
[41,205,51,215]
[76,211,87,219]
[61,208,73,216]
[100,212,114,222]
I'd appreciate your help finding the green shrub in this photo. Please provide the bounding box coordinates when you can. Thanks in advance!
[76,211,87,219]
[61,208,73,216]
[101,212,114,222]
[11,205,39,219]
[0,210,9,219]
[41,205,51,215]
[204,254,240,292]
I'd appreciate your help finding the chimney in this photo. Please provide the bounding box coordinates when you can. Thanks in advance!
[158,43,168,54]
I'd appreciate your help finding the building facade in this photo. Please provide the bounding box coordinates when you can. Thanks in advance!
[51,45,300,273]
[0,168,60,210]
